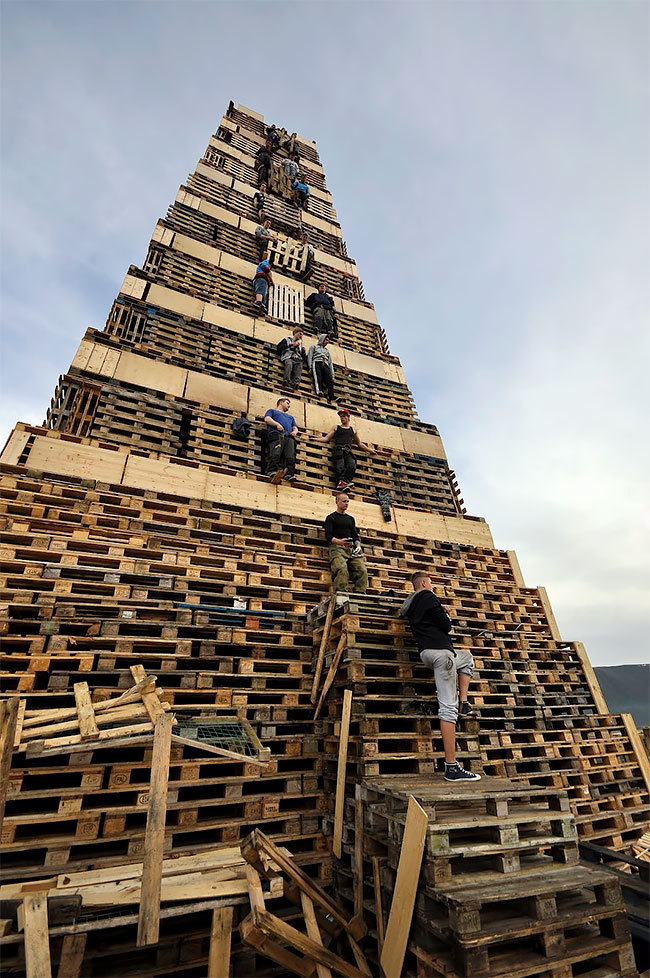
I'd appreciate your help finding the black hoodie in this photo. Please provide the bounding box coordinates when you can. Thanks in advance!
[398,589,453,654]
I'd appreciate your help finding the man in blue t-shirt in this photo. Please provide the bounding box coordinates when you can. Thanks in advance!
[264,397,299,482]
[291,179,310,209]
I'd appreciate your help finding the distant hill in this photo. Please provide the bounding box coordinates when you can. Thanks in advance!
[594,664,650,728]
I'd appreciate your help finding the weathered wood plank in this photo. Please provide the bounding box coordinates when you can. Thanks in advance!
[333,689,353,859]
[21,893,52,978]
[380,795,428,978]
[207,905,233,978]
[73,683,99,741]
[137,712,173,945]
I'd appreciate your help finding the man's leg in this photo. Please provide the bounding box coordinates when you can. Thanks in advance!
[456,650,475,716]
[348,556,368,594]
[333,447,345,485]
[282,434,296,479]
[313,307,325,332]
[424,650,459,763]
[291,358,303,388]
[282,359,293,385]
[343,451,357,484]
[329,545,350,591]
[265,432,282,476]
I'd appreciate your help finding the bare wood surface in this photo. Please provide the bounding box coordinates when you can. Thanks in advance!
[622,713,650,796]
[13,699,26,748]
[300,892,332,978]
[0,697,19,836]
[21,893,52,978]
[333,689,353,859]
[310,595,336,703]
[57,933,86,978]
[130,664,165,723]
[372,856,385,956]
[380,795,428,978]
[207,906,233,978]
[314,632,347,720]
[574,642,608,714]
[73,683,99,741]
[137,712,173,945]
[171,733,265,765]
[354,783,364,919]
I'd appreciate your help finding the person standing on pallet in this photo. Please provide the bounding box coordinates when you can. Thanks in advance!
[324,492,368,593]
[307,334,335,402]
[255,219,276,258]
[253,253,273,316]
[305,283,336,335]
[313,408,376,491]
[399,571,481,783]
[264,397,299,483]
[277,327,306,390]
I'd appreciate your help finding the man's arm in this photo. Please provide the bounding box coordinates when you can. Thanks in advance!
[314,426,336,444]
[353,432,375,453]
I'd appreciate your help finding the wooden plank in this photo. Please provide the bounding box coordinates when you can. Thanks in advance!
[354,784,364,919]
[21,893,52,978]
[245,864,266,914]
[137,712,173,946]
[253,908,365,978]
[574,642,608,714]
[57,933,86,978]
[380,796,428,978]
[537,586,561,642]
[0,697,19,836]
[314,632,347,720]
[311,596,336,703]
[73,683,99,741]
[13,699,26,748]
[171,733,265,765]
[21,678,155,729]
[130,664,165,723]
[300,892,332,978]
[333,690,353,860]
[207,906,233,978]
[506,549,525,587]
[622,713,650,796]
[372,856,385,956]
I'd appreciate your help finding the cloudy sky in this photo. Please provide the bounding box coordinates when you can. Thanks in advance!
[1,1,648,667]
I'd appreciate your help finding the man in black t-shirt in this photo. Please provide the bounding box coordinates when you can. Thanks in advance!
[399,570,481,783]
[324,493,368,593]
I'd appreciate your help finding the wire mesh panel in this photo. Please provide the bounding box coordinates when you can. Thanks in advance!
[173,713,266,760]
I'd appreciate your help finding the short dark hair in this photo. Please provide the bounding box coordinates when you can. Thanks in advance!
[335,492,349,501]
[411,570,430,589]
[276,397,289,407]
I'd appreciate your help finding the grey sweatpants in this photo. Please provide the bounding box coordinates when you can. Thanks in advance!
[419,648,474,724]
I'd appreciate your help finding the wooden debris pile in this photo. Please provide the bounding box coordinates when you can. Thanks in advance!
[240,827,371,977]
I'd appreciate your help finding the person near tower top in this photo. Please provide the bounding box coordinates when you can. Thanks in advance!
[324,492,368,594]
[399,571,481,783]
[291,178,310,209]
[314,408,376,491]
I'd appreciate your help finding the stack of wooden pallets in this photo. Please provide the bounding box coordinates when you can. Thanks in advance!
[1,100,648,977]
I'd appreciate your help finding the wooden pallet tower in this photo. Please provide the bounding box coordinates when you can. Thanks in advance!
[1,101,648,977]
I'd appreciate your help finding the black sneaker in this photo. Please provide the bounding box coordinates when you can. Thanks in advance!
[444,764,481,782]
[459,701,476,718]
[284,472,297,482]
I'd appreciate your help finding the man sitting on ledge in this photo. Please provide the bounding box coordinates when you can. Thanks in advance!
[399,570,481,783]
[324,492,368,594]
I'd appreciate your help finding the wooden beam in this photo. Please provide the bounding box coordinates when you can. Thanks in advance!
[137,712,173,946]
[372,856,385,956]
[73,683,99,741]
[300,892,332,978]
[0,697,19,836]
[130,664,165,723]
[57,933,86,978]
[506,550,525,587]
[354,784,364,919]
[622,713,650,797]
[207,906,233,978]
[314,632,347,721]
[537,586,561,642]
[333,689,353,859]
[21,893,52,978]
[14,699,26,748]
[311,596,336,703]
[574,642,608,714]
[380,796,428,978]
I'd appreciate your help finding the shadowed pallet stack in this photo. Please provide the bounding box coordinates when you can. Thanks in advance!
[1,101,648,976]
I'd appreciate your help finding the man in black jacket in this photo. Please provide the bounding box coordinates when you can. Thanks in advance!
[324,493,368,593]
[399,570,481,782]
